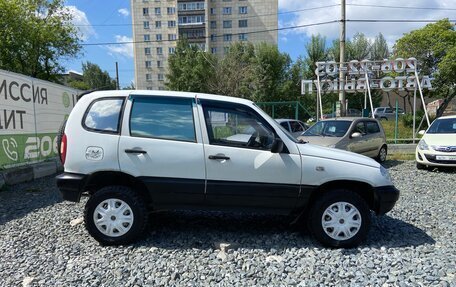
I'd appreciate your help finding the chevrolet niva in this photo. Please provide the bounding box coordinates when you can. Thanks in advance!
[56,91,399,248]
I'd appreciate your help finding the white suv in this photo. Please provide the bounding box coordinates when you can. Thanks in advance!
[56,91,399,248]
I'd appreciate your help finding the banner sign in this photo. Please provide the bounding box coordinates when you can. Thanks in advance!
[0,69,79,168]
[301,58,433,94]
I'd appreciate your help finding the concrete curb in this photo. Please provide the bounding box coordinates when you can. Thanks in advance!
[0,158,62,188]
[388,144,417,154]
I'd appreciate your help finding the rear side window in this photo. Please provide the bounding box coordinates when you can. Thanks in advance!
[84,98,124,133]
[366,121,380,134]
[290,121,304,133]
[130,97,195,142]
[280,122,290,131]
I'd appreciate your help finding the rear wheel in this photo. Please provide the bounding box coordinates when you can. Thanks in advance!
[376,145,387,163]
[308,190,371,248]
[85,186,148,245]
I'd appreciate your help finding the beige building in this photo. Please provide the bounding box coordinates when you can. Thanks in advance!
[131,0,278,90]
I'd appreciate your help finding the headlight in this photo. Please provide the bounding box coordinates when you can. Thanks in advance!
[418,139,429,150]
[380,165,392,182]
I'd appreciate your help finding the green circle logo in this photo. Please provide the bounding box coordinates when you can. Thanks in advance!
[62,92,70,108]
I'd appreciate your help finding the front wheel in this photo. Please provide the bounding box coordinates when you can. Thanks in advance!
[84,186,148,245]
[308,190,371,248]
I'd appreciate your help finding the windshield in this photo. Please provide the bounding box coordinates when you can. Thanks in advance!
[303,120,352,137]
[252,104,298,142]
[427,118,456,134]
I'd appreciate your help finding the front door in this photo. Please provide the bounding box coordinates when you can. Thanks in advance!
[199,100,301,211]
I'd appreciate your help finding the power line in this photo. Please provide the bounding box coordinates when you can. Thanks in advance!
[346,3,456,11]
[347,19,456,23]
[73,4,340,27]
[80,20,339,46]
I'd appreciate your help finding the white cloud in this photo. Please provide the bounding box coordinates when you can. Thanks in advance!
[118,8,130,17]
[66,6,96,41]
[106,35,134,58]
[278,0,455,46]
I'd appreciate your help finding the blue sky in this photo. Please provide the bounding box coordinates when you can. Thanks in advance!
[63,0,455,89]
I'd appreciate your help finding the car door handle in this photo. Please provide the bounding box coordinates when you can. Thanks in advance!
[125,149,147,154]
[208,154,230,160]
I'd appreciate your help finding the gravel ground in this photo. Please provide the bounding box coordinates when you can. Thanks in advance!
[0,160,455,287]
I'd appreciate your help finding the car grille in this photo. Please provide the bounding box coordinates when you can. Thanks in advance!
[424,154,456,164]
[432,146,456,152]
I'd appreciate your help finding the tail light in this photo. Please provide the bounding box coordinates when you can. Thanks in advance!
[60,134,67,165]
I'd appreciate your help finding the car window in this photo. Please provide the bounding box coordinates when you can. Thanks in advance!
[280,121,290,131]
[84,98,124,133]
[130,97,196,142]
[304,120,351,137]
[354,122,366,134]
[366,121,380,134]
[202,104,275,150]
[290,121,304,133]
[427,118,456,134]
[385,108,393,113]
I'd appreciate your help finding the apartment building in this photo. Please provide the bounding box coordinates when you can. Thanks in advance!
[131,0,278,90]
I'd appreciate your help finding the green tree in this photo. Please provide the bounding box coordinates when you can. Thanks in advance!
[0,0,81,82]
[347,32,371,60]
[68,62,116,90]
[371,33,389,60]
[394,19,456,117]
[166,40,215,93]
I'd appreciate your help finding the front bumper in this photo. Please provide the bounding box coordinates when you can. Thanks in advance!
[56,173,87,202]
[416,149,456,167]
[373,185,400,215]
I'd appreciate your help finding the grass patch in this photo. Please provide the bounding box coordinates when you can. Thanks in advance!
[380,118,414,140]
[388,153,415,161]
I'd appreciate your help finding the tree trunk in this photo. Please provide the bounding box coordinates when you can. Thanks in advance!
[436,91,456,118]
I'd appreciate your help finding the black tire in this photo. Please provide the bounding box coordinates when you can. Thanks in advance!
[56,119,67,162]
[308,189,371,248]
[416,162,427,170]
[84,186,148,245]
[376,145,387,163]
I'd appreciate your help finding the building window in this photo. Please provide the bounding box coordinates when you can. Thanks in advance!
[157,60,162,68]
[222,7,232,15]
[223,20,232,28]
[156,34,162,41]
[178,15,205,25]
[167,7,176,14]
[144,34,150,42]
[210,34,217,42]
[168,34,177,41]
[145,60,152,68]
[178,2,205,11]
[239,6,247,14]
[211,47,217,54]
[238,33,248,41]
[168,20,176,27]
[143,8,149,16]
[238,19,247,28]
[145,47,151,55]
[158,74,164,81]
[146,73,152,81]
[143,21,150,29]
[223,34,232,42]
[157,47,163,55]
[169,47,175,54]
[210,8,216,14]
[155,21,161,28]
[155,7,161,15]
[210,21,216,29]
[146,86,153,90]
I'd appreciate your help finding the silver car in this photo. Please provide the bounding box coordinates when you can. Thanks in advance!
[297,118,388,162]
[275,119,309,138]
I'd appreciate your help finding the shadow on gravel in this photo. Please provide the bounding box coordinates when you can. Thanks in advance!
[134,211,434,251]
[382,160,406,168]
[0,176,62,226]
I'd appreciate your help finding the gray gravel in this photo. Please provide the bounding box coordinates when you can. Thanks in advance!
[0,161,455,286]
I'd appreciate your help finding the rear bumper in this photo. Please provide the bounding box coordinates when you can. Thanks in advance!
[56,173,87,202]
[373,185,400,215]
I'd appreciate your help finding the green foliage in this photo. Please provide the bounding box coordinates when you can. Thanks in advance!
[347,33,371,60]
[0,0,81,82]
[67,62,116,90]
[371,33,390,60]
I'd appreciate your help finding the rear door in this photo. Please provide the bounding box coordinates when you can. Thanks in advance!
[118,95,206,208]
[198,99,301,211]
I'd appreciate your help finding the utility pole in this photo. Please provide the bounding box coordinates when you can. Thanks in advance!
[115,62,120,90]
[338,0,346,116]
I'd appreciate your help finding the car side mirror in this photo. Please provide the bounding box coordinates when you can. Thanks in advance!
[271,138,284,153]
[418,130,425,136]
[351,132,362,138]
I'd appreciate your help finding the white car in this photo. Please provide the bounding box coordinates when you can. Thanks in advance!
[416,115,456,169]
[56,90,399,248]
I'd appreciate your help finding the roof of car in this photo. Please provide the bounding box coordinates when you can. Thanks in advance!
[438,115,456,119]
[318,117,378,122]
[275,118,302,123]
[80,90,255,106]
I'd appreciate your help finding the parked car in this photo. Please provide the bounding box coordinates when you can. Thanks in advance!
[416,115,456,169]
[322,109,361,119]
[56,91,399,248]
[373,107,404,120]
[298,118,388,162]
[275,119,309,138]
